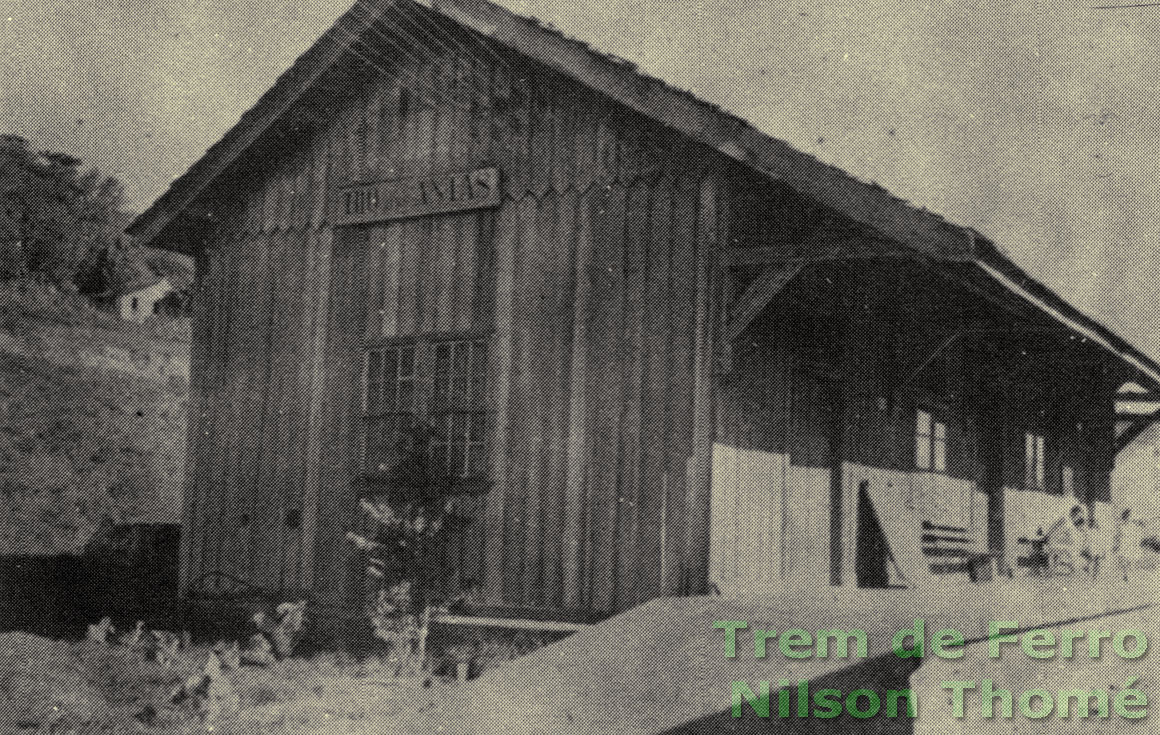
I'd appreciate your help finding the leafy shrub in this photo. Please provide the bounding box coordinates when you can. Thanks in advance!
[367,582,427,676]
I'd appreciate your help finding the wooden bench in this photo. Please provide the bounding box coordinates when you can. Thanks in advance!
[921,521,997,581]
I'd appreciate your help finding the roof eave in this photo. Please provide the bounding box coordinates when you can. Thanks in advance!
[972,239,1160,389]
[125,0,1160,388]
[128,0,971,262]
[127,0,401,244]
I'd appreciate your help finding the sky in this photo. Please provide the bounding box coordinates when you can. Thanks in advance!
[3,0,1160,355]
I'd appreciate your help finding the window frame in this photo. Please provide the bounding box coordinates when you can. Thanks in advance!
[428,338,490,480]
[1024,431,1046,492]
[914,407,948,473]
[361,342,419,478]
[360,333,492,489]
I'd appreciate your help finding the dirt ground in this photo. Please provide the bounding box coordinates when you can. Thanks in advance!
[0,631,464,734]
[911,605,1160,734]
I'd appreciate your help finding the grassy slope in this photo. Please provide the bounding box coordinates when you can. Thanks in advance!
[0,280,190,554]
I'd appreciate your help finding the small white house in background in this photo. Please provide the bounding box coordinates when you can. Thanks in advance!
[116,276,173,322]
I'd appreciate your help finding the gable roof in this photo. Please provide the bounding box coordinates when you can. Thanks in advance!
[126,0,1160,387]
[127,0,971,255]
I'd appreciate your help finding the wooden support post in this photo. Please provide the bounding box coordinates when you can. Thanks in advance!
[178,238,213,593]
[683,174,719,595]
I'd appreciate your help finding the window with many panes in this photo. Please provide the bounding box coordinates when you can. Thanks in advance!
[1024,432,1046,491]
[363,338,489,483]
[430,340,489,479]
[363,344,418,476]
[915,408,947,472]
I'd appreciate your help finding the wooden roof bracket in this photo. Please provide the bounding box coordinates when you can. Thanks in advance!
[723,261,807,344]
[1116,407,1160,454]
[721,215,900,343]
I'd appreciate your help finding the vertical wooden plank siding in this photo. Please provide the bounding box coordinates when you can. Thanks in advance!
[500,194,534,603]
[483,199,518,603]
[295,114,337,593]
[275,230,301,589]
[200,241,236,590]
[365,226,388,341]
[312,225,370,605]
[179,243,215,589]
[541,188,577,608]
[586,182,628,612]
[255,232,283,591]
[562,193,594,609]
[617,178,650,608]
[205,239,234,584]
[178,24,731,616]
[639,172,675,599]
[515,194,551,605]
[297,227,333,590]
[380,225,402,337]
[684,174,720,595]
[218,242,253,585]
[243,233,277,590]
[281,230,312,590]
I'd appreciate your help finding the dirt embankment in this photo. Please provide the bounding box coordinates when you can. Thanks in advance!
[0,282,191,554]
[0,279,190,380]
[0,325,188,381]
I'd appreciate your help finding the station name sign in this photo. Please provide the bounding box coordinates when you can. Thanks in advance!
[333,167,501,225]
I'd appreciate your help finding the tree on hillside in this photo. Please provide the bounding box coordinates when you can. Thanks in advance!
[73,235,152,297]
[0,134,135,290]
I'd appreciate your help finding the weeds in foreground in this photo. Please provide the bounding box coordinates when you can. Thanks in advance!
[62,603,309,732]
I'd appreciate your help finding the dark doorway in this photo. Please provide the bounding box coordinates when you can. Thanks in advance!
[856,481,891,588]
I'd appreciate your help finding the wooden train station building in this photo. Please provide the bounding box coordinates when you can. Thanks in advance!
[129,0,1160,624]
